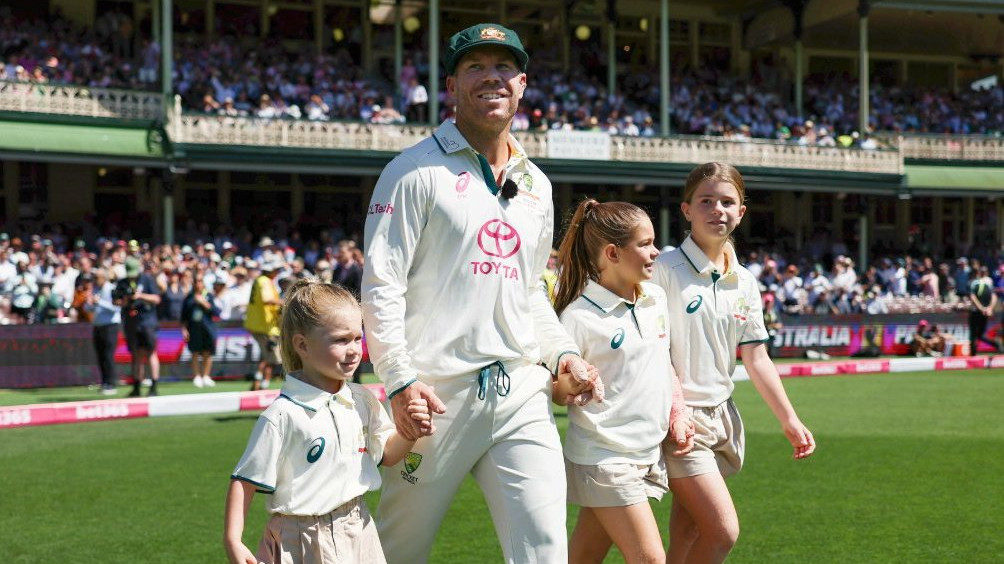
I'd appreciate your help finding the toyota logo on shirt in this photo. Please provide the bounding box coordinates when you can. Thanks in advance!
[477,219,521,258]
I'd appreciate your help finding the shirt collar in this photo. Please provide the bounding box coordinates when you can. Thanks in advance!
[580,279,653,314]
[679,235,739,280]
[432,119,527,162]
[280,374,354,413]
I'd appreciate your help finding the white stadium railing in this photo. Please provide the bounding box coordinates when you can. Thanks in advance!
[3,80,1001,169]
[170,112,905,174]
[0,80,162,121]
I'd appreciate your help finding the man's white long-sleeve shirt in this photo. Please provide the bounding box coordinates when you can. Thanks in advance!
[362,120,579,396]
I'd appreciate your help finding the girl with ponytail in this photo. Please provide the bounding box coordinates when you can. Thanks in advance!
[555,198,693,564]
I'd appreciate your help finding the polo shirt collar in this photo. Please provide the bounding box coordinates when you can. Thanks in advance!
[679,235,739,280]
[280,374,355,413]
[580,279,653,314]
[433,119,528,158]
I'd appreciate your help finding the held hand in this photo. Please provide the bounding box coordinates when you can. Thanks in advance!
[667,416,696,457]
[558,355,604,406]
[181,328,190,343]
[391,382,446,440]
[783,419,816,460]
[224,540,257,564]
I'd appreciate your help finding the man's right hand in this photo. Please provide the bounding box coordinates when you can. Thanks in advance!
[391,381,447,440]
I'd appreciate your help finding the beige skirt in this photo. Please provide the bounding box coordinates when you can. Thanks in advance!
[256,496,386,564]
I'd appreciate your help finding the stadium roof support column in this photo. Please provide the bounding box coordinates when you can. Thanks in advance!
[361,0,373,74]
[790,1,805,118]
[858,0,870,135]
[161,0,175,245]
[660,0,670,136]
[429,0,439,125]
[607,0,617,99]
[314,0,323,55]
[394,0,403,104]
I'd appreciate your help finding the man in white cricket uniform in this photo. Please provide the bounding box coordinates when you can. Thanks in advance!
[362,23,594,564]
[652,235,769,476]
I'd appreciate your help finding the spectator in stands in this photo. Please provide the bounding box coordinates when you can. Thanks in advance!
[910,319,945,357]
[116,257,161,397]
[405,77,428,123]
[159,266,188,321]
[181,272,221,388]
[6,254,37,324]
[244,258,283,390]
[331,240,362,297]
[87,268,120,395]
[967,265,1001,355]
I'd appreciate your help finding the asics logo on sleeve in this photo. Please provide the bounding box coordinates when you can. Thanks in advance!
[610,328,626,349]
[686,295,703,314]
[306,437,325,463]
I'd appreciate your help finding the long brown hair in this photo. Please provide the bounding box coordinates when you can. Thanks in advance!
[553,199,648,315]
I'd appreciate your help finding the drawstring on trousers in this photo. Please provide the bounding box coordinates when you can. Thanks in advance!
[477,360,511,400]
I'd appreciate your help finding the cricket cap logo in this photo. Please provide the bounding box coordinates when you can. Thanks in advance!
[480,27,506,41]
[477,219,521,259]
[404,452,423,474]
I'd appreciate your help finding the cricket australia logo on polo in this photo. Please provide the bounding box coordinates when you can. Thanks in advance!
[306,437,325,463]
[401,452,423,484]
[471,219,521,280]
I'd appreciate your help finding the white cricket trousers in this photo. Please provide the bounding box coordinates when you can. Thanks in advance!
[377,362,567,564]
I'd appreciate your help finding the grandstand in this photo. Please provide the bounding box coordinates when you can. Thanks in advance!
[0,0,1001,265]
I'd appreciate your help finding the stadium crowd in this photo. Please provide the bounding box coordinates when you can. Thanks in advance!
[1,220,1002,327]
[2,10,1002,140]
[0,226,364,326]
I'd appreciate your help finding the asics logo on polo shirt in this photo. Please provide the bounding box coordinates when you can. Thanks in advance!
[306,437,325,463]
[455,171,471,194]
[686,295,703,314]
[610,328,625,349]
[477,219,521,258]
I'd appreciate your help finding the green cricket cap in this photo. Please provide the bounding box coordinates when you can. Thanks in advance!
[445,23,528,74]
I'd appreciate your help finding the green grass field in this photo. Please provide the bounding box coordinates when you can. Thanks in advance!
[3,369,1004,563]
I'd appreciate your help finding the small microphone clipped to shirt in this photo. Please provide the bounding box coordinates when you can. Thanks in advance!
[500,179,519,200]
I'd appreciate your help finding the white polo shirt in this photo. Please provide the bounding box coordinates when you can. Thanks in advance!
[560,281,673,465]
[231,375,394,516]
[653,236,769,407]
[362,119,579,396]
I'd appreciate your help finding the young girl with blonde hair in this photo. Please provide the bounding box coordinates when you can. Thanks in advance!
[224,279,429,564]
[653,162,816,564]
[554,199,693,564]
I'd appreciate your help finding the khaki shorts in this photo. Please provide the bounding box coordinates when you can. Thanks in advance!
[256,496,385,564]
[566,458,669,507]
[252,332,282,366]
[664,398,745,479]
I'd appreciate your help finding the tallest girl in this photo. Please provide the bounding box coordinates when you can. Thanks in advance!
[653,162,816,563]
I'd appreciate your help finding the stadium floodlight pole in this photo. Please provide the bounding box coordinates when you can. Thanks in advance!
[161,0,174,246]
[660,0,669,136]
[428,0,439,125]
[791,1,805,119]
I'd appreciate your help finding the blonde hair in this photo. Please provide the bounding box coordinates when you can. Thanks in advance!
[279,278,361,371]
[682,162,747,204]
[553,198,648,316]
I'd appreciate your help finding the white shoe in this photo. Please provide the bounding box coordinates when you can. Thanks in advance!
[142,378,153,387]
[193,375,204,388]
[203,376,216,387]
[262,379,271,389]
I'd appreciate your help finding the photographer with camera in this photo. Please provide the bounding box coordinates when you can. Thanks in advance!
[115,257,162,397]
